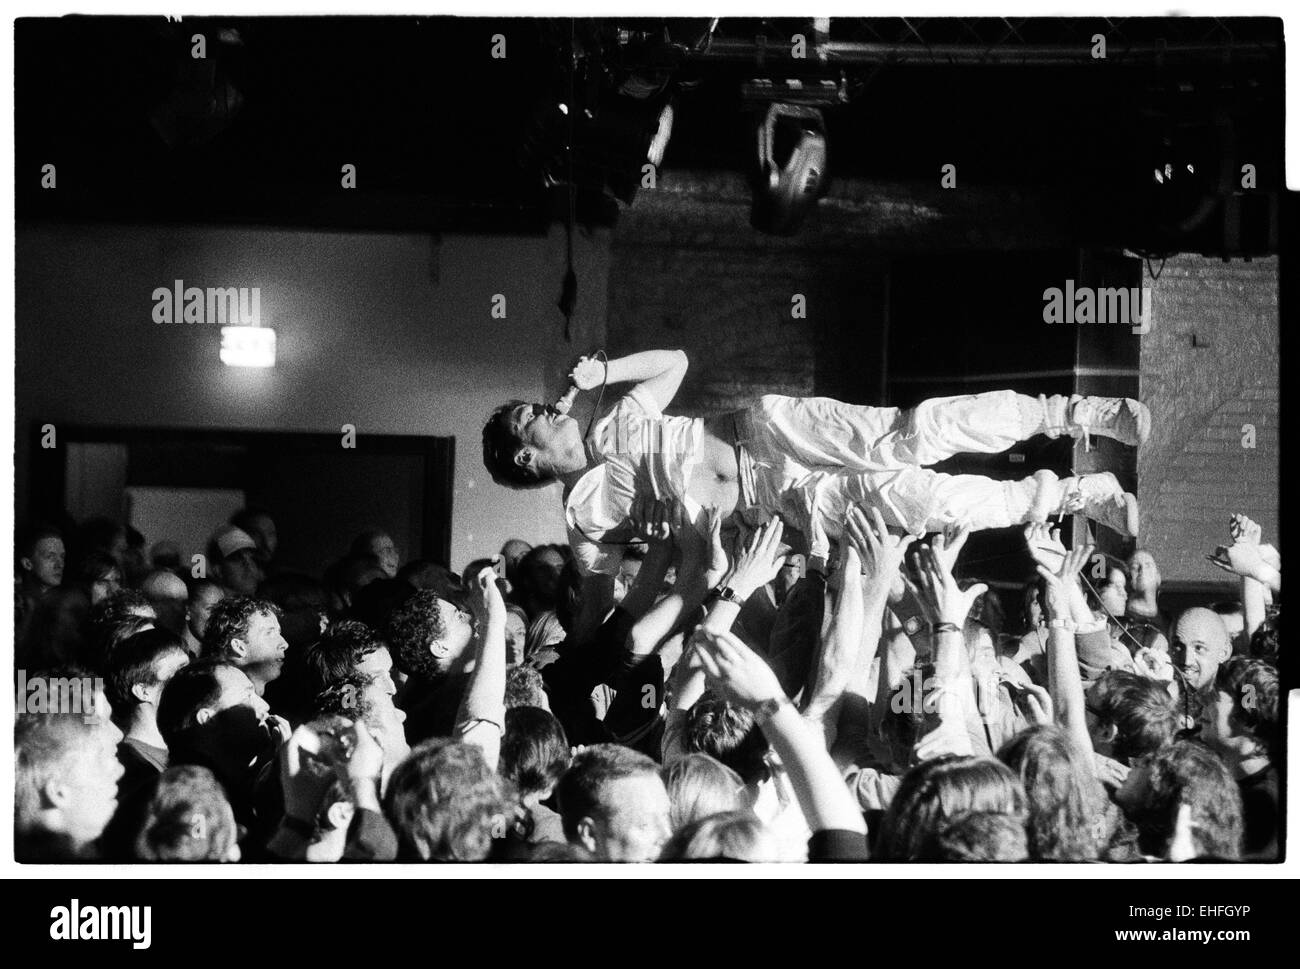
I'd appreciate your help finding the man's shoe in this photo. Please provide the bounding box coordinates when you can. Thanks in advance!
[1059,472,1140,538]
[1069,396,1151,448]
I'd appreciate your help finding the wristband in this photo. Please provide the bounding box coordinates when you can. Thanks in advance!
[931,622,962,636]
[1048,618,1077,632]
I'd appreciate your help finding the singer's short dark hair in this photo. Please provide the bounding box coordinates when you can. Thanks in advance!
[482,401,553,490]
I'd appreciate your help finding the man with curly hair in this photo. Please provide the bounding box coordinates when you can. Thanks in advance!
[385,568,508,767]
[386,591,475,684]
[201,595,288,697]
[301,619,395,699]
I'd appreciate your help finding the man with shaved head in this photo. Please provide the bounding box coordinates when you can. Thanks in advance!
[1170,607,1233,728]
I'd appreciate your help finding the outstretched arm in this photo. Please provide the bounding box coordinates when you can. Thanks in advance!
[1035,543,1097,765]
[804,507,913,744]
[696,628,866,836]
[570,349,689,414]
[902,542,988,762]
[626,501,715,658]
[1227,514,1273,644]
[456,565,508,771]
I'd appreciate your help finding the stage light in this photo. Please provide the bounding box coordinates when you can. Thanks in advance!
[221,326,276,368]
[647,103,674,167]
[750,102,828,235]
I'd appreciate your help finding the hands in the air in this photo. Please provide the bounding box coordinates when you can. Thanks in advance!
[628,496,675,546]
[902,543,988,628]
[1210,514,1280,584]
[719,517,787,601]
[1026,526,1092,622]
[842,505,916,599]
[690,627,785,710]
[466,560,507,624]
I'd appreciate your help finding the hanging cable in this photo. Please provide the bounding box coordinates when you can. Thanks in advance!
[558,19,578,342]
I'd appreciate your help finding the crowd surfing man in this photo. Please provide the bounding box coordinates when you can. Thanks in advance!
[483,348,1151,577]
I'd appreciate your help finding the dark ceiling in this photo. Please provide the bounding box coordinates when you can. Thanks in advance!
[15,16,1287,253]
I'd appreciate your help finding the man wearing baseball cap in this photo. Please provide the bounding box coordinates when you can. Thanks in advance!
[208,524,263,597]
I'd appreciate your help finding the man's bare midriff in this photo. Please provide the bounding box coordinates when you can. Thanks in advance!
[684,415,742,514]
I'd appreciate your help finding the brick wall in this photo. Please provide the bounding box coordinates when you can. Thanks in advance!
[1138,255,1279,585]
[608,240,823,414]
[606,170,1069,415]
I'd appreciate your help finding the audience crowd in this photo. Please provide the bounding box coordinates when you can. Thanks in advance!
[14,496,1282,862]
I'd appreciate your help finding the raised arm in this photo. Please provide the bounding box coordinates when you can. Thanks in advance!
[1226,514,1272,644]
[697,628,866,836]
[1035,542,1097,763]
[625,501,715,658]
[570,349,689,414]
[1242,576,1267,643]
[456,564,508,770]
[617,498,677,622]
[659,516,785,767]
[1212,513,1282,596]
[804,506,912,741]
[697,516,786,639]
[901,542,989,762]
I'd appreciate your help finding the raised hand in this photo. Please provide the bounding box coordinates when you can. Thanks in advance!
[467,564,506,624]
[1035,542,1093,621]
[568,355,607,392]
[719,517,787,600]
[628,496,674,546]
[844,504,915,598]
[1208,542,1270,581]
[1012,682,1055,727]
[931,520,971,576]
[693,628,784,709]
[700,507,729,590]
[903,543,988,628]
[1230,513,1262,546]
[1024,522,1067,574]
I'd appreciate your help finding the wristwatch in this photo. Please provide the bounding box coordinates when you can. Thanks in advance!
[753,694,793,725]
[1049,618,1078,632]
[704,585,740,607]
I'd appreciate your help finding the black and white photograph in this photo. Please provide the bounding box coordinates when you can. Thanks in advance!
[5,3,1291,905]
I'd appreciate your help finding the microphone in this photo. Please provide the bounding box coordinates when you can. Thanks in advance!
[553,384,581,415]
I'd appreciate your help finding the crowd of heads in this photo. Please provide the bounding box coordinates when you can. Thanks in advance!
[13,495,1282,864]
